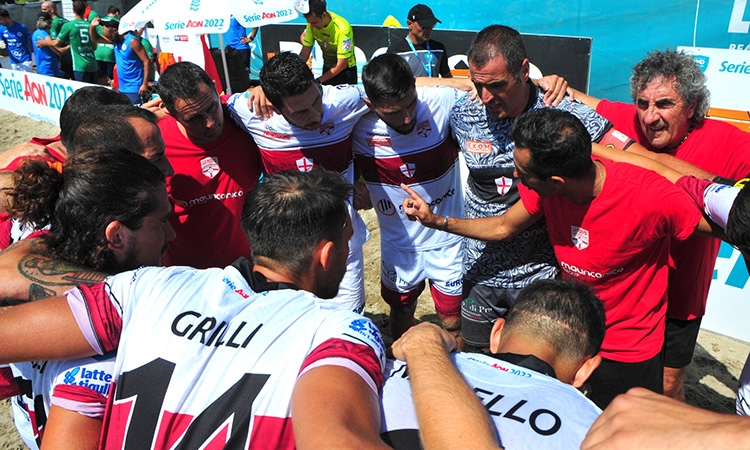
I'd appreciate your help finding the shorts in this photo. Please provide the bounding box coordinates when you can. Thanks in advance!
[11,61,32,72]
[322,65,357,85]
[663,316,702,368]
[461,281,523,348]
[587,351,664,409]
[328,245,365,314]
[97,60,115,79]
[121,91,147,106]
[73,71,98,84]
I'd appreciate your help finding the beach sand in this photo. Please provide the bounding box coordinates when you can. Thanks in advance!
[0,109,747,448]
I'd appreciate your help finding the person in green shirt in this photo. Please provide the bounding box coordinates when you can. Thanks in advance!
[94,6,119,85]
[298,0,357,85]
[40,0,72,78]
[50,0,97,82]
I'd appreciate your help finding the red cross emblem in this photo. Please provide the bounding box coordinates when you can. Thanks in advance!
[296,157,314,172]
[495,176,512,196]
[400,163,416,178]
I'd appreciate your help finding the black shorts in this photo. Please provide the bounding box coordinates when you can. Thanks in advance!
[322,65,357,85]
[460,280,522,348]
[587,351,664,409]
[663,317,702,368]
[97,60,115,79]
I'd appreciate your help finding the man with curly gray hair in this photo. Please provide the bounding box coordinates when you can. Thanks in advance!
[574,48,750,402]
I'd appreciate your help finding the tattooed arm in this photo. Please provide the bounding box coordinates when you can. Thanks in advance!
[0,239,107,306]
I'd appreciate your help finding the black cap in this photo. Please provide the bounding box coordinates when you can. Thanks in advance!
[408,4,440,28]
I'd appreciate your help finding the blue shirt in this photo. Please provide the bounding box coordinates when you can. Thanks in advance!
[114,33,144,93]
[32,29,59,77]
[0,21,32,64]
[224,17,249,50]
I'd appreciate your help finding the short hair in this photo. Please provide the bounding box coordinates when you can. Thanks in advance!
[511,108,594,179]
[59,87,131,150]
[37,12,52,30]
[630,49,710,124]
[242,169,351,280]
[107,5,120,15]
[41,1,56,13]
[260,52,315,110]
[726,184,750,257]
[504,279,606,361]
[7,149,165,273]
[70,105,158,155]
[73,0,86,17]
[305,0,327,18]
[361,53,416,105]
[159,62,216,113]
[0,9,10,19]
[467,25,527,84]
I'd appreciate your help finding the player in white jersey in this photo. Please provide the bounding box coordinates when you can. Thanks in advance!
[225,52,371,314]
[388,279,605,449]
[0,169,389,449]
[352,53,464,341]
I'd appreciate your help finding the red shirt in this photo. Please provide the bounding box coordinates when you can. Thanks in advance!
[597,100,750,319]
[519,159,701,362]
[159,114,261,268]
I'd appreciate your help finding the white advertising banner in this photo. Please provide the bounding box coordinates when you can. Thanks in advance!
[678,46,750,111]
[0,68,90,126]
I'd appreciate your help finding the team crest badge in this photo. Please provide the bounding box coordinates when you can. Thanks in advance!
[319,123,334,136]
[571,226,589,250]
[376,199,397,216]
[296,157,314,172]
[200,156,220,179]
[400,163,416,178]
[416,121,431,138]
[495,176,513,196]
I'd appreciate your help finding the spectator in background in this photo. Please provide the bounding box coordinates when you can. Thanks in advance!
[49,0,97,83]
[40,1,72,78]
[90,16,150,105]
[93,5,119,85]
[0,8,32,72]
[299,0,357,85]
[32,12,62,77]
[387,4,452,78]
[224,16,257,74]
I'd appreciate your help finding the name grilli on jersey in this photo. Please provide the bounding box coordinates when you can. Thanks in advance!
[352,86,464,251]
[381,353,601,450]
[66,261,385,449]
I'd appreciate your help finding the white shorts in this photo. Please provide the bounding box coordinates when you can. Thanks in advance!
[11,61,33,72]
[381,240,463,296]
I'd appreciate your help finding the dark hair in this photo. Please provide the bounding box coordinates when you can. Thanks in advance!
[0,9,9,19]
[511,108,594,179]
[72,0,86,17]
[7,149,165,272]
[71,105,157,155]
[260,52,315,110]
[505,279,606,360]
[107,5,120,15]
[242,169,351,279]
[467,25,527,84]
[37,12,52,30]
[305,0,327,18]
[159,62,216,113]
[630,49,709,124]
[726,185,750,256]
[59,87,131,150]
[361,53,415,105]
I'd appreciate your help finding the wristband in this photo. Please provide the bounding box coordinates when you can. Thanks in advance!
[712,176,737,186]
[439,216,449,231]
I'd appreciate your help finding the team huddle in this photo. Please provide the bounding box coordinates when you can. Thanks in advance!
[1,1,750,448]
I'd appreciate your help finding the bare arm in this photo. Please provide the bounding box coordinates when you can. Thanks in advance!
[298,45,312,64]
[0,295,95,363]
[291,365,390,449]
[41,406,102,450]
[87,19,110,45]
[624,142,718,180]
[582,388,750,450]
[401,183,540,241]
[532,75,569,107]
[392,323,500,450]
[567,87,600,109]
[130,37,151,96]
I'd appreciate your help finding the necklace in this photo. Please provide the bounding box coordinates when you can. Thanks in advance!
[666,123,695,151]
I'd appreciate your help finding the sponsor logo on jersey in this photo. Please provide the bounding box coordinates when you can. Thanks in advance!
[348,318,385,353]
[560,261,624,279]
[377,198,397,216]
[495,176,513,196]
[200,156,220,179]
[341,38,352,51]
[62,366,112,396]
[296,157,314,172]
[465,140,492,154]
[367,137,392,147]
[416,121,432,138]
[400,163,416,178]
[319,122,334,136]
[571,226,589,250]
[445,278,462,288]
[263,130,291,140]
[172,190,245,208]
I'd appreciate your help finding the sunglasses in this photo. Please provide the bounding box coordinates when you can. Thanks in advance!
[102,22,118,28]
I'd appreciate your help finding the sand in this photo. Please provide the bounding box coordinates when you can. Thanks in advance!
[0,108,747,448]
